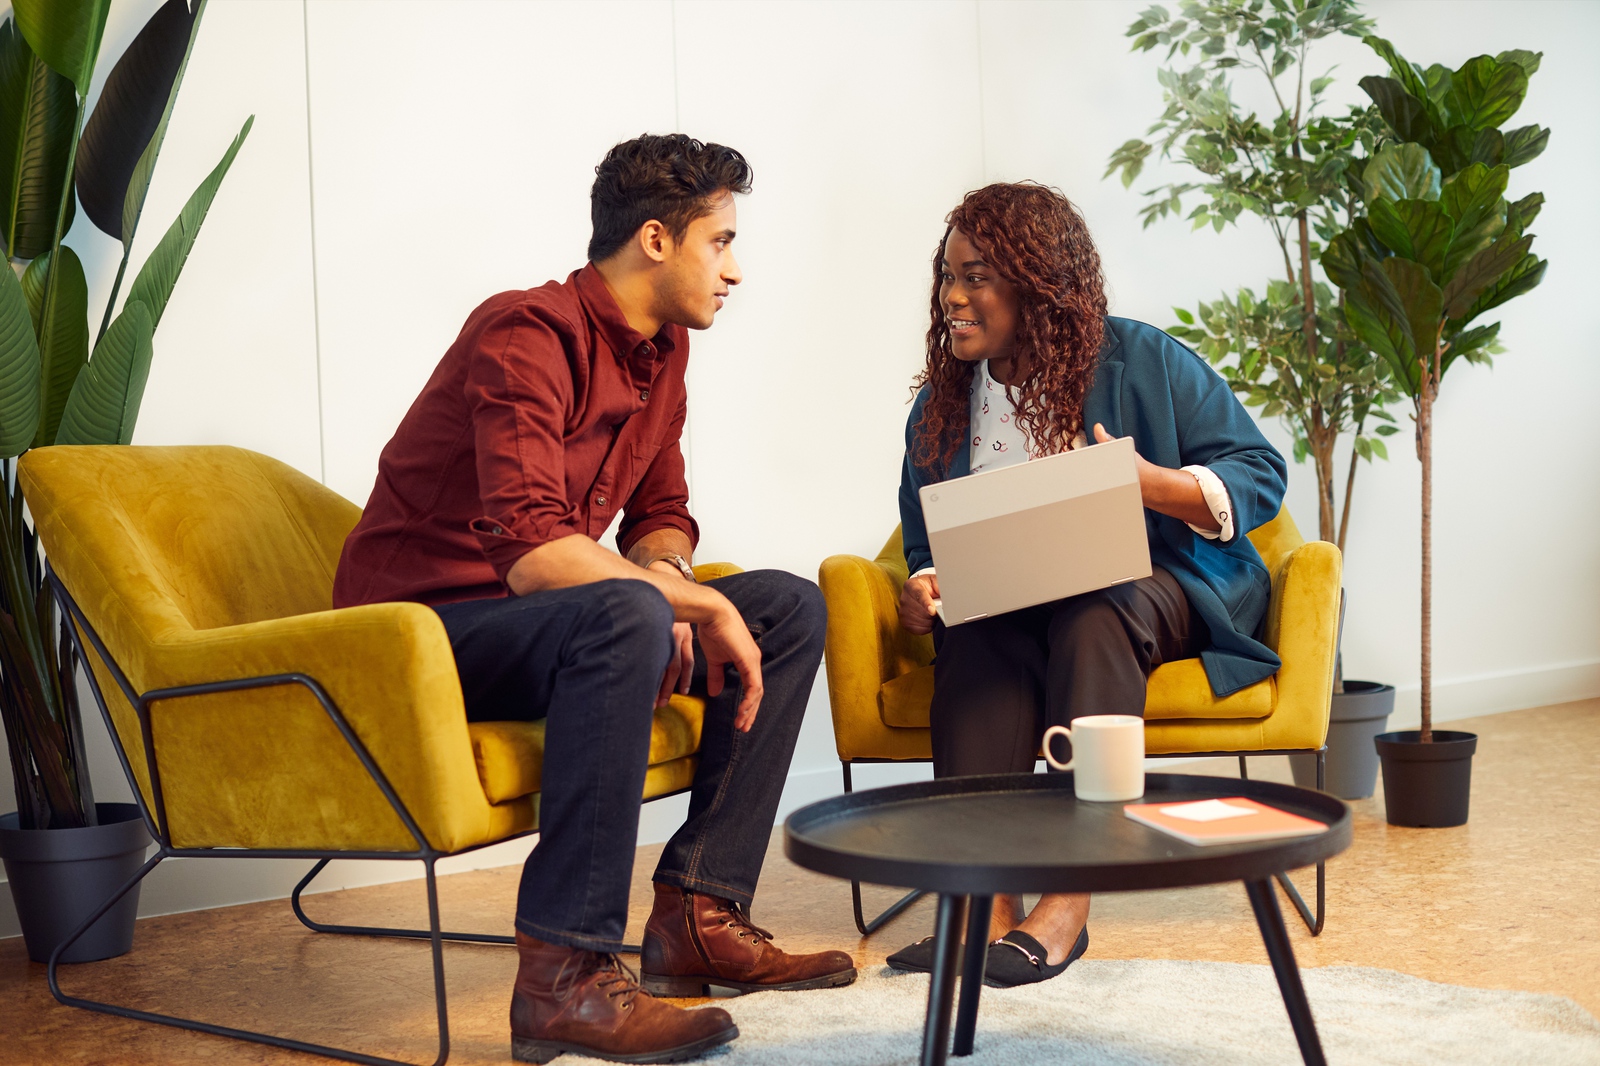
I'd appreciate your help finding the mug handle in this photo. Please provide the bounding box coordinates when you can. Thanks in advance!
[1043,724,1074,771]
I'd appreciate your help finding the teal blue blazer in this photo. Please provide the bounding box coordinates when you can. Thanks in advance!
[899,317,1289,696]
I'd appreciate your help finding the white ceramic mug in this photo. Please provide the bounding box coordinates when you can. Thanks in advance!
[1043,714,1145,802]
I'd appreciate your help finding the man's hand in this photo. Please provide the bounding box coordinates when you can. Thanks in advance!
[697,600,764,731]
[656,621,695,708]
[899,572,941,635]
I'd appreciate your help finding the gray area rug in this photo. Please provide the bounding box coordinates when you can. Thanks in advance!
[578,959,1600,1065]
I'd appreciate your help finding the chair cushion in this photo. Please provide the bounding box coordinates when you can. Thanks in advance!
[877,658,1273,730]
[469,694,706,803]
[1144,658,1274,719]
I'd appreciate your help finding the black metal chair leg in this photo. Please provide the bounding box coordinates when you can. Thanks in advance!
[50,851,451,1066]
[843,761,925,935]
[951,894,992,1057]
[1238,755,1250,779]
[1274,750,1326,936]
[921,894,966,1066]
[291,854,646,956]
[1244,879,1326,1066]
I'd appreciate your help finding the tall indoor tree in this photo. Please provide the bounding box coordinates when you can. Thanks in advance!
[1106,0,1400,553]
[0,0,253,829]
[1323,37,1547,743]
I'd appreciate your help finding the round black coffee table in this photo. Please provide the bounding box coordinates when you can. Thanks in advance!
[784,772,1350,1066]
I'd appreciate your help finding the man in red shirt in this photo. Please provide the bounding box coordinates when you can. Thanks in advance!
[335,135,852,1064]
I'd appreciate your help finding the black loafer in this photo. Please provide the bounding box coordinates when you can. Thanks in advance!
[982,926,1088,988]
[885,936,965,974]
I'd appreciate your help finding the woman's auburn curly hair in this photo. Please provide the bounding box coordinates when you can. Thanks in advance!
[912,182,1108,467]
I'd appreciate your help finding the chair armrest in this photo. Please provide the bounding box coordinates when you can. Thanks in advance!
[1259,539,1343,750]
[693,561,743,582]
[101,602,496,854]
[818,554,934,762]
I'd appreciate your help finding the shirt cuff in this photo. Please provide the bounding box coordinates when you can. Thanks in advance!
[1180,465,1235,543]
[909,566,937,580]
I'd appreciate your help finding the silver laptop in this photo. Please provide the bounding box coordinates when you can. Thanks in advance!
[919,436,1152,625]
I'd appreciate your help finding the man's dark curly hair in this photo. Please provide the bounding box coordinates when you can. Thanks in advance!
[588,133,753,262]
[913,182,1108,466]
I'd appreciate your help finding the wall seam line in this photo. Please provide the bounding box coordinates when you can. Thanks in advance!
[302,0,328,484]
[670,0,697,501]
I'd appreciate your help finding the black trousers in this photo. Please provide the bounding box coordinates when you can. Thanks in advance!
[433,570,825,952]
[930,567,1204,778]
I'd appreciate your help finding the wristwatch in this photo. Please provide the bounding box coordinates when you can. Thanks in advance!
[652,552,697,583]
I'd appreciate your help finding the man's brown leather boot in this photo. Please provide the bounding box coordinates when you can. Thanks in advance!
[510,932,737,1064]
[639,883,857,996]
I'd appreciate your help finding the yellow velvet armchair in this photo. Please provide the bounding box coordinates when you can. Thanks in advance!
[817,507,1342,935]
[18,444,737,1066]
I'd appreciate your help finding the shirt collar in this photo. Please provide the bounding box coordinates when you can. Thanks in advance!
[574,263,679,365]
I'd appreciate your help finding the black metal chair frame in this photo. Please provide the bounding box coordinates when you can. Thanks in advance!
[841,745,1328,940]
[42,568,684,1066]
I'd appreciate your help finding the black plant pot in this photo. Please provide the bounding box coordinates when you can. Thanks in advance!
[1290,680,1395,799]
[1374,730,1478,828]
[0,802,152,963]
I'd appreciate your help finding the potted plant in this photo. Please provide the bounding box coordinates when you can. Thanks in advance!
[1107,0,1399,798]
[1320,36,1547,827]
[0,0,252,962]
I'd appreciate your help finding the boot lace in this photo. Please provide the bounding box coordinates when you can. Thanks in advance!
[553,950,643,1009]
[713,899,773,944]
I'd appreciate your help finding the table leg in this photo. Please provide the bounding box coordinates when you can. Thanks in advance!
[1244,879,1326,1066]
[952,894,992,1056]
[920,894,967,1066]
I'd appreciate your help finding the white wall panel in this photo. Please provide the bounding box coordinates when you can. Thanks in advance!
[112,0,322,475]
[673,0,986,578]
[305,0,677,506]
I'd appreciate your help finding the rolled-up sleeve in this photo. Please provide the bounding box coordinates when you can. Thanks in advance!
[617,392,698,555]
[463,307,581,580]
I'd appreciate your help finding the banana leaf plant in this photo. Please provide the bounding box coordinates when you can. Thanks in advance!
[0,0,253,829]
[1322,37,1548,742]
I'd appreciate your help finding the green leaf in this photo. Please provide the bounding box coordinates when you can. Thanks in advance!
[1173,306,1195,325]
[1359,75,1431,143]
[54,298,153,446]
[1367,437,1388,460]
[1343,262,1418,391]
[1364,143,1441,203]
[0,255,41,455]
[1321,230,1368,291]
[1502,125,1549,168]
[1495,49,1542,78]
[1464,251,1545,322]
[1440,163,1508,225]
[1368,198,1452,279]
[12,0,111,97]
[74,0,201,241]
[1383,257,1443,375]
[1468,128,1504,168]
[1444,54,1528,131]
[1364,36,1429,103]
[0,21,77,259]
[1441,234,1531,320]
[1505,191,1543,238]
[19,246,87,449]
[125,113,252,332]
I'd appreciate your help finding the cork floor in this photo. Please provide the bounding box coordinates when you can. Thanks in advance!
[2,699,1596,1064]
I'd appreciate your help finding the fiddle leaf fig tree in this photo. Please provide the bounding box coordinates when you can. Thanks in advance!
[1322,37,1548,742]
[1107,0,1401,555]
[0,0,254,830]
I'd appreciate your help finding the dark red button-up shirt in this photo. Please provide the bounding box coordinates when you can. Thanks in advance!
[333,265,697,608]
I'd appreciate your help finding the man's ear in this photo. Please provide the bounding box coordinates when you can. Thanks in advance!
[637,219,671,264]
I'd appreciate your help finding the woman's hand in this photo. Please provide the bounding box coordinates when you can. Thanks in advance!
[1093,423,1220,532]
[899,573,941,635]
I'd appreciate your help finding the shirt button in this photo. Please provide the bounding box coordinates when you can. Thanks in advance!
[639,389,650,402]
[492,526,503,535]
[595,495,608,508]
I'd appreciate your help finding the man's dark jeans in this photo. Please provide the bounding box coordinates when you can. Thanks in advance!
[433,570,825,952]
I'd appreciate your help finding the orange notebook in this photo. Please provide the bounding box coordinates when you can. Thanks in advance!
[1123,797,1328,846]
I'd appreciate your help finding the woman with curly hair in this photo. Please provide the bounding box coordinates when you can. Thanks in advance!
[886,183,1288,986]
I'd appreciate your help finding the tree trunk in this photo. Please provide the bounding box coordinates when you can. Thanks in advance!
[1417,381,1434,745]
[1311,417,1336,544]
